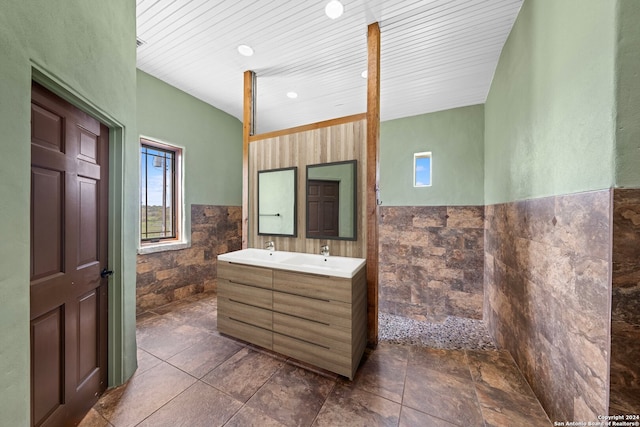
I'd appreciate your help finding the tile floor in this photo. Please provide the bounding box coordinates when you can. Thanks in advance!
[79,293,552,427]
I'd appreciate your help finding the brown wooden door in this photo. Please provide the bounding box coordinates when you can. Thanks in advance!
[30,82,109,427]
[307,180,340,237]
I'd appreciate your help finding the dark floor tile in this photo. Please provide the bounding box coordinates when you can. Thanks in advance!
[466,349,533,395]
[167,333,243,378]
[136,311,159,323]
[136,315,212,360]
[399,406,458,427]
[246,364,335,427]
[404,346,483,426]
[225,405,288,427]
[202,347,284,402]
[313,383,400,426]
[185,308,218,331]
[403,366,483,427]
[137,381,242,427]
[136,348,162,376]
[88,294,553,427]
[78,408,112,427]
[475,383,552,427]
[165,300,216,324]
[407,347,471,380]
[151,296,219,333]
[95,362,196,427]
[343,342,409,403]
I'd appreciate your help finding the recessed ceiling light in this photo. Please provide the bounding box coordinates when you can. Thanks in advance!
[361,70,368,79]
[325,0,344,19]
[237,44,254,56]
[287,91,298,99]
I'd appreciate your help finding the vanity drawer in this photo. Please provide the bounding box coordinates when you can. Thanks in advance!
[218,279,272,310]
[273,312,351,352]
[218,261,272,289]
[273,333,352,379]
[218,315,273,350]
[218,297,272,330]
[273,291,351,328]
[273,270,351,303]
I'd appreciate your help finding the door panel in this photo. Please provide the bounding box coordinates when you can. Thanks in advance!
[77,290,98,384]
[30,82,109,427]
[31,103,64,152]
[31,307,64,426]
[31,167,63,281]
[78,177,98,267]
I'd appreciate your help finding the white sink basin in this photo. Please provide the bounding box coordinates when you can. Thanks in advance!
[220,247,295,263]
[218,249,366,278]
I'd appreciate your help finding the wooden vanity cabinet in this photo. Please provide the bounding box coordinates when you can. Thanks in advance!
[216,260,367,380]
[217,262,274,350]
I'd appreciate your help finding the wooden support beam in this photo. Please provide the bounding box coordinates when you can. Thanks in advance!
[242,70,255,249]
[366,22,380,347]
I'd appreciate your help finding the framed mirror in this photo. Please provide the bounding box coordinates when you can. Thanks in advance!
[258,167,297,236]
[306,160,357,241]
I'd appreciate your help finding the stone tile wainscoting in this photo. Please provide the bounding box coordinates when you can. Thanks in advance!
[136,205,242,313]
[484,190,612,423]
[379,206,484,321]
[611,189,640,415]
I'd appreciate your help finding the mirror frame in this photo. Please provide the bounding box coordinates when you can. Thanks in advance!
[257,166,298,237]
[305,159,357,241]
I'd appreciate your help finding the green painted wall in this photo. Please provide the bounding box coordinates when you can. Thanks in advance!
[380,104,484,206]
[137,70,242,208]
[484,0,617,204]
[0,1,138,424]
[615,0,640,187]
[137,71,242,243]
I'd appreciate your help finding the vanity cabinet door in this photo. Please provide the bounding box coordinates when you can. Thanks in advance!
[273,334,352,378]
[218,316,273,350]
[273,312,350,352]
[273,292,351,329]
[217,262,274,349]
[273,270,351,302]
[218,280,272,310]
[218,261,272,289]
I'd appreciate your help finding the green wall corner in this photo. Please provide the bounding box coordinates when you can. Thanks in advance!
[484,0,617,204]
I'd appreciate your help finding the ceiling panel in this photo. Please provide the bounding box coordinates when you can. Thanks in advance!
[136,0,523,133]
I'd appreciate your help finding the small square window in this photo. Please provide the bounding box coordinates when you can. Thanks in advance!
[414,152,432,187]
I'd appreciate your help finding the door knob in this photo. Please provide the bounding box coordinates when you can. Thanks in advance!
[100,268,114,279]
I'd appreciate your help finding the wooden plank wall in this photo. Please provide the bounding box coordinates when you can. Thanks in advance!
[249,118,367,258]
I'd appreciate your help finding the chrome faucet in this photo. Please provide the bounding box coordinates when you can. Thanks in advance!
[265,240,275,252]
[320,245,330,257]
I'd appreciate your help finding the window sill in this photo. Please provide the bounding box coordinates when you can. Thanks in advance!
[138,240,190,255]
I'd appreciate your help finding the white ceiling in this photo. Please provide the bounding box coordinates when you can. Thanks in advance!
[136,0,523,134]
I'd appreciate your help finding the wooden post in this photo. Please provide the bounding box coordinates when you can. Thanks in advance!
[242,70,255,249]
[366,22,380,346]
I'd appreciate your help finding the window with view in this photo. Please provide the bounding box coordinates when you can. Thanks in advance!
[413,152,432,187]
[140,139,182,243]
